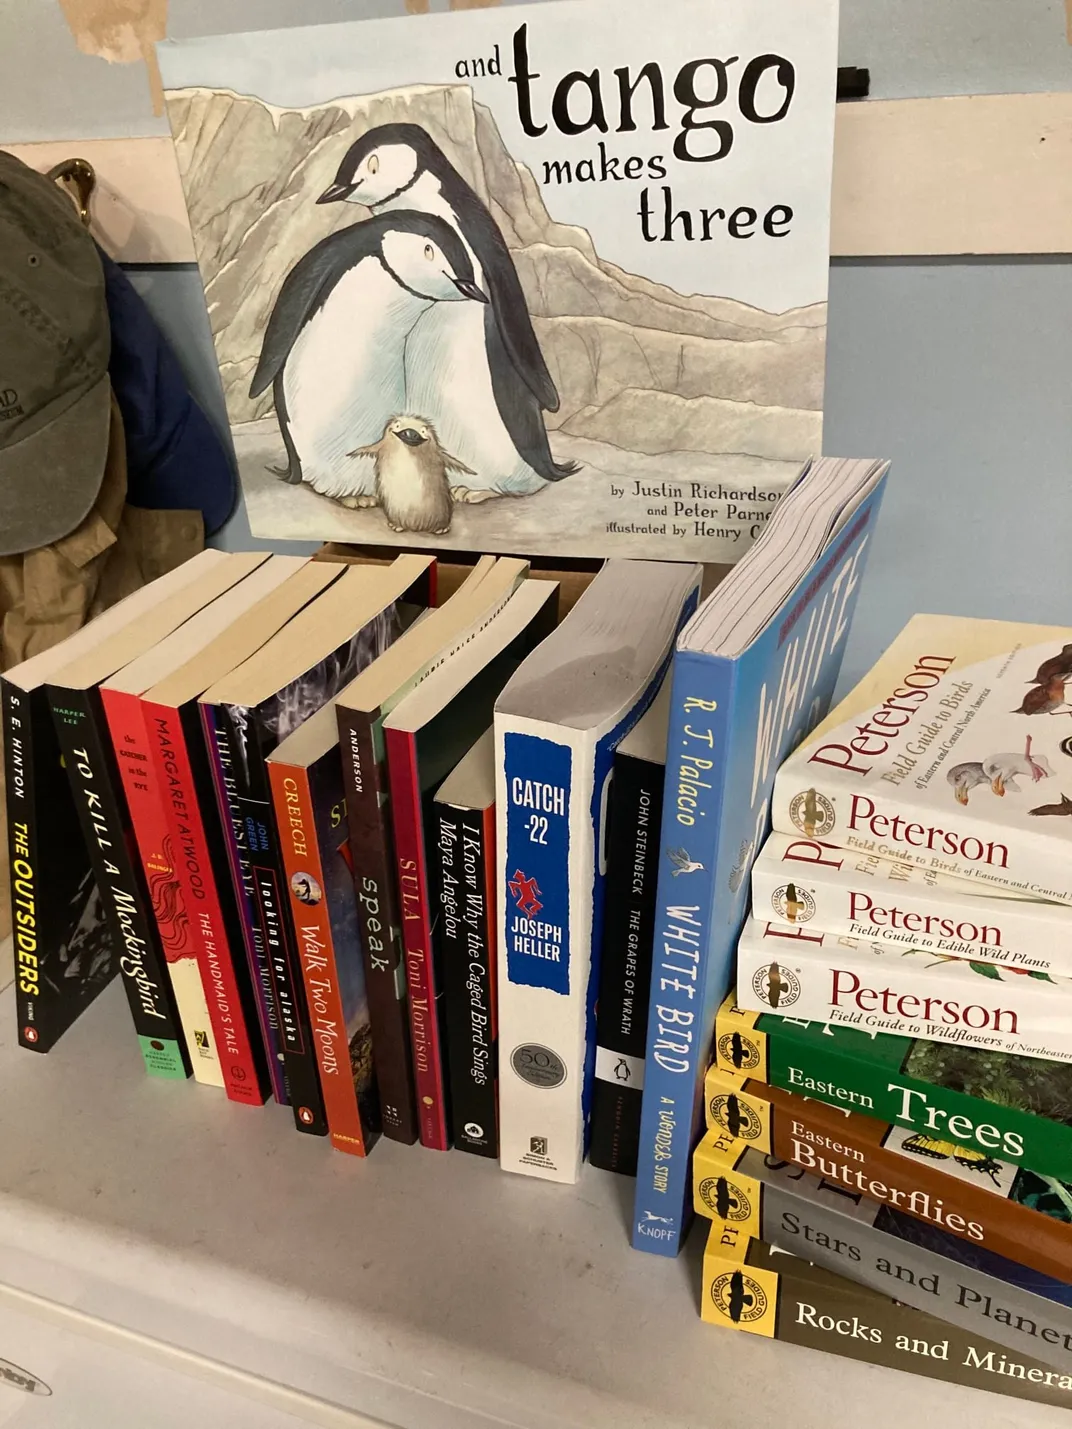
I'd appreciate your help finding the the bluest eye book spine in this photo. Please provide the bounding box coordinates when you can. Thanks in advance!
[46,685,189,1080]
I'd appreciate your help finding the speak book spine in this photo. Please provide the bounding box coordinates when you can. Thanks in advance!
[700,1228,1072,1409]
[47,686,188,1078]
[693,1132,1072,1374]
[703,1068,1072,1283]
[590,750,664,1175]
[101,688,222,1086]
[439,802,498,1158]
[144,700,268,1105]
[336,705,417,1145]
[714,997,1072,1185]
[268,759,373,1156]
[632,650,735,1252]
[385,724,449,1150]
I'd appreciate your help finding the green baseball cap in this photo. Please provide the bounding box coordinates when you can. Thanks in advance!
[0,151,111,555]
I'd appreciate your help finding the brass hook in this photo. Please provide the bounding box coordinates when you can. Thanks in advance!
[46,158,96,228]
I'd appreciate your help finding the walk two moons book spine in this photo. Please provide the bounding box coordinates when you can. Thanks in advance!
[158,0,838,561]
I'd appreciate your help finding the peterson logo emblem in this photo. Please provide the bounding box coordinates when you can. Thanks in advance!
[771,881,815,925]
[699,1174,752,1222]
[789,787,835,839]
[710,1269,768,1326]
[717,1028,761,1072]
[751,960,801,1009]
[508,868,543,917]
[708,1091,763,1142]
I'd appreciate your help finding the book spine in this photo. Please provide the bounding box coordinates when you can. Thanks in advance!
[735,918,1072,1063]
[633,651,735,1254]
[144,701,267,1105]
[752,833,1072,975]
[713,999,1072,1184]
[269,760,370,1156]
[4,679,44,1048]
[48,687,188,1079]
[590,751,663,1175]
[385,725,449,1150]
[101,689,223,1087]
[704,1071,1072,1282]
[701,1230,1072,1409]
[201,702,288,1105]
[694,1137,1072,1375]
[440,802,498,1158]
[336,707,417,1145]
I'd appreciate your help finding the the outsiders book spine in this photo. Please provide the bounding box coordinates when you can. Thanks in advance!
[336,704,418,1145]
[437,801,498,1158]
[703,1066,1072,1283]
[47,686,188,1079]
[2,680,115,1052]
[143,699,269,1105]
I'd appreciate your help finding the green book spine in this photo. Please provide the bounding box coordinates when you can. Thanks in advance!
[715,998,1072,1183]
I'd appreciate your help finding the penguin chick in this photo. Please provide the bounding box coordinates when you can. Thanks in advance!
[350,417,473,535]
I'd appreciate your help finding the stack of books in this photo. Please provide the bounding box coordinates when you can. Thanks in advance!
[684,613,1072,1406]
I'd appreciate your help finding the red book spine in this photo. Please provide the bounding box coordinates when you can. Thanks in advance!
[268,760,369,1156]
[385,726,449,1150]
[142,699,267,1105]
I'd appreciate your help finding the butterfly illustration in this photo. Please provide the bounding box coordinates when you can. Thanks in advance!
[899,1133,1004,1186]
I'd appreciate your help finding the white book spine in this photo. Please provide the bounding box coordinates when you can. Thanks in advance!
[752,831,1072,975]
[735,916,1072,1064]
[495,714,598,1184]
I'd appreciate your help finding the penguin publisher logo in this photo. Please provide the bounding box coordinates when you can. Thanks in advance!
[698,1174,752,1223]
[708,1092,763,1143]
[789,787,835,839]
[751,960,800,1010]
[709,1269,768,1326]
[716,1028,761,1073]
[771,882,815,925]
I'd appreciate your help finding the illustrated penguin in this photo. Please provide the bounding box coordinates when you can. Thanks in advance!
[318,124,577,496]
[349,415,474,535]
[249,210,487,501]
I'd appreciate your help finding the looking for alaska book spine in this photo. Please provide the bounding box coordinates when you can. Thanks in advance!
[714,995,1072,1185]
[752,829,1072,976]
[735,915,1072,1064]
[771,615,1072,905]
[47,688,188,1079]
[701,1228,1072,1410]
[703,1066,1072,1284]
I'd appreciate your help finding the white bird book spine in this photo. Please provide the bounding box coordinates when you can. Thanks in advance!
[771,615,1072,905]
[752,830,1072,975]
[735,916,1072,1064]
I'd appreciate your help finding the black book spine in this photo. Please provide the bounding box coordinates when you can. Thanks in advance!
[439,803,497,1157]
[589,751,664,1175]
[47,686,189,1078]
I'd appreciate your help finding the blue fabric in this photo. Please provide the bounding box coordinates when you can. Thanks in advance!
[98,247,235,535]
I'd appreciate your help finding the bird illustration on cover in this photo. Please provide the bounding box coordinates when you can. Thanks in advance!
[250,125,575,536]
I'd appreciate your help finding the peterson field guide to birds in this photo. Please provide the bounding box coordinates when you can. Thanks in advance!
[158,0,838,561]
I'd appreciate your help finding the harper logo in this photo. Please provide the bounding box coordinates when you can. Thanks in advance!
[0,388,23,421]
[717,1028,761,1072]
[464,1121,485,1140]
[508,868,543,917]
[752,960,801,1009]
[0,1357,51,1396]
[699,1174,752,1222]
[710,1269,768,1326]
[789,787,835,839]
[771,881,815,925]
[708,1091,763,1143]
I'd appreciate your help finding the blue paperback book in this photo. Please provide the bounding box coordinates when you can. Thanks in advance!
[632,456,890,1255]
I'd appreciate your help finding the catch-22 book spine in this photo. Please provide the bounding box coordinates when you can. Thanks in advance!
[694,1130,1072,1375]
[701,1229,1072,1409]
[590,745,664,1175]
[438,801,498,1158]
[47,687,189,1078]
[703,1065,1072,1283]
[714,996,1072,1185]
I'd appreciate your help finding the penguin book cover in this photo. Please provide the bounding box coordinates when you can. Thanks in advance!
[158,0,838,562]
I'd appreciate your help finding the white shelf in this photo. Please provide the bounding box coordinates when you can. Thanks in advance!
[0,981,1065,1427]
